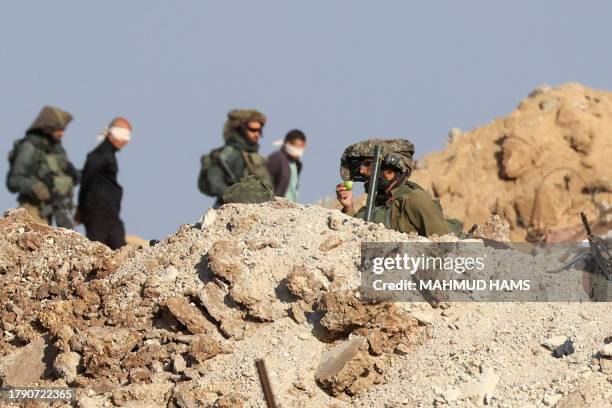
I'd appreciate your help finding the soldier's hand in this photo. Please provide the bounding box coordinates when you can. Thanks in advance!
[335,183,354,212]
[32,182,51,202]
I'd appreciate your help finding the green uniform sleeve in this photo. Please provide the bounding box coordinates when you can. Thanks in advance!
[205,147,245,198]
[7,141,40,197]
[400,190,451,237]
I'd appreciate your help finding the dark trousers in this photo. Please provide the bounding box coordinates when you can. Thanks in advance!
[84,217,126,250]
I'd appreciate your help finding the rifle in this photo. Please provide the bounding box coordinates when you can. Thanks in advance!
[52,195,76,229]
[213,151,237,185]
[364,145,382,223]
[551,212,611,301]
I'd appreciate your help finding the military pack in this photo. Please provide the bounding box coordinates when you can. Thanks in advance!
[198,145,238,197]
[6,138,25,193]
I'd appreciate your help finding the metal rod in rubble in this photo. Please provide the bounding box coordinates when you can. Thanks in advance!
[255,358,277,408]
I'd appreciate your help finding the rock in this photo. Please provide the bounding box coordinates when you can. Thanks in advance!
[54,351,82,383]
[319,236,343,252]
[328,213,343,231]
[542,336,572,356]
[539,98,560,113]
[319,291,378,334]
[556,377,612,407]
[208,241,244,282]
[165,297,216,335]
[197,283,245,339]
[470,215,511,242]
[459,368,500,405]
[173,381,219,408]
[37,282,51,299]
[286,265,324,303]
[188,335,230,364]
[173,354,187,374]
[542,393,562,406]
[314,337,382,396]
[0,337,47,386]
[216,394,244,408]
[160,266,179,282]
[448,127,462,143]
[200,208,217,227]
[411,311,434,326]
[529,84,552,97]
[111,382,173,407]
[129,368,152,384]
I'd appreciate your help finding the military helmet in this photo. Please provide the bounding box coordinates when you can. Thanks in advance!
[28,106,73,134]
[340,138,415,181]
[223,109,267,140]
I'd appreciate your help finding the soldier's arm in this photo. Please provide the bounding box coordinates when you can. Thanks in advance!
[66,161,81,185]
[401,190,451,237]
[58,145,81,185]
[7,142,42,196]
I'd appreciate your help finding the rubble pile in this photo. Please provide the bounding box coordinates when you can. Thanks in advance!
[0,204,433,407]
[0,201,610,407]
[410,83,612,241]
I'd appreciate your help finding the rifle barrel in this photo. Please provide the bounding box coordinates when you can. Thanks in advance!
[364,145,382,223]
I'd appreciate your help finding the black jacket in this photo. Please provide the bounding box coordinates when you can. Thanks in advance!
[78,139,123,220]
[266,149,302,197]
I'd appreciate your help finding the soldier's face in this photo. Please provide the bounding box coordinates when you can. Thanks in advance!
[358,159,373,178]
[359,160,397,181]
[244,121,263,144]
[52,129,65,141]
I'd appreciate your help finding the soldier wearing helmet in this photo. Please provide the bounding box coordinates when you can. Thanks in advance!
[335,138,451,237]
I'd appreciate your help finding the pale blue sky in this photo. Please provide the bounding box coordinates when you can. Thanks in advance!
[2,1,612,239]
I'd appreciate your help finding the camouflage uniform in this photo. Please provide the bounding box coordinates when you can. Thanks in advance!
[340,139,451,237]
[199,109,273,206]
[6,106,80,225]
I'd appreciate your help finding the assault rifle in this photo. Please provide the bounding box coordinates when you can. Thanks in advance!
[553,212,611,301]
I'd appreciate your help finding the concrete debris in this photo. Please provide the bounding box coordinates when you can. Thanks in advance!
[165,297,216,335]
[314,337,382,396]
[1,139,611,408]
[459,368,500,405]
[0,337,47,387]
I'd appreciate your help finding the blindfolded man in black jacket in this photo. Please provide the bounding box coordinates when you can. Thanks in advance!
[77,118,132,249]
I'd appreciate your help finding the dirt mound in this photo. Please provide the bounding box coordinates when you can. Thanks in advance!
[0,203,610,407]
[0,205,434,407]
[411,82,612,241]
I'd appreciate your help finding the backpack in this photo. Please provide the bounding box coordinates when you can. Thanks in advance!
[222,174,274,204]
[6,138,26,193]
[198,145,237,196]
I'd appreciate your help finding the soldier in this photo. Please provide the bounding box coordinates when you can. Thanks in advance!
[77,118,132,249]
[198,109,273,207]
[335,138,451,237]
[6,106,80,226]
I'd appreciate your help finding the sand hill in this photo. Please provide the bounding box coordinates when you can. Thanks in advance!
[411,83,612,241]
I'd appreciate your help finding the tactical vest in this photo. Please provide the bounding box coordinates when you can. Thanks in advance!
[25,135,74,196]
[241,150,272,183]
